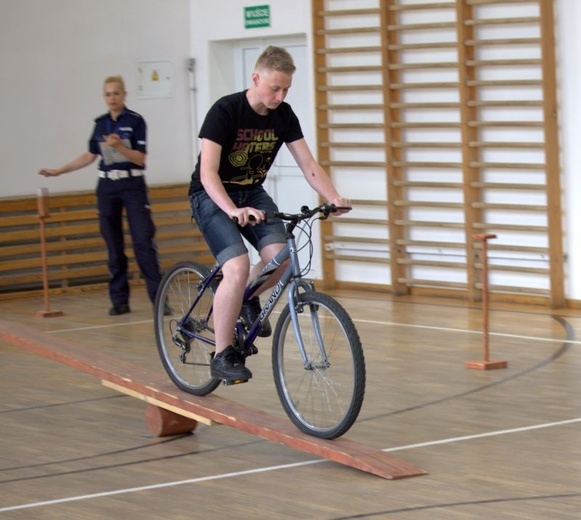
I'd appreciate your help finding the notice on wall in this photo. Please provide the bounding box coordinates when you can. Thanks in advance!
[137,60,173,99]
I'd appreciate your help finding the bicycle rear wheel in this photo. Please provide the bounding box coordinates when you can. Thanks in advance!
[154,261,220,396]
[272,291,365,439]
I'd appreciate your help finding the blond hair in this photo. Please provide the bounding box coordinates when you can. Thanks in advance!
[103,75,126,92]
[255,46,296,75]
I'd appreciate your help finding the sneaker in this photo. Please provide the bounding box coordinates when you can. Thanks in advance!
[211,346,253,381]
[240,296,272,337]
[109,303,130,316]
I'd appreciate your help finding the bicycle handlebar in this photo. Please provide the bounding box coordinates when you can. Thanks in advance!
[267,203,351,222]
[233,203,351,224]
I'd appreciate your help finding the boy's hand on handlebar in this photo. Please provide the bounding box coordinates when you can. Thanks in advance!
[330,197,352,215]
[230,207,264,227]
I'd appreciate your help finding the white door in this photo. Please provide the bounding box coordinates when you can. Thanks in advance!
[234,38,321,279]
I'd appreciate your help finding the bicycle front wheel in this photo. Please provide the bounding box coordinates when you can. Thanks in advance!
[272,291,365,439]
[154,261,220,396]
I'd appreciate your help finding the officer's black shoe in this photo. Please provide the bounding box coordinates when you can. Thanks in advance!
[109,303,131,316]
[241,296,272,337]
[211,346,253,381]
[163,302,172,316]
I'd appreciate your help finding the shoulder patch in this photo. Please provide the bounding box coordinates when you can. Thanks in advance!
[94,112,109,123]
[126,109,143,120]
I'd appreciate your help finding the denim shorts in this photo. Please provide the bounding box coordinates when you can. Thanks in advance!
[190,186,286,266]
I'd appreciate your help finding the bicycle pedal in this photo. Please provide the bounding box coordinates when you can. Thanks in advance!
[222,378,249,386]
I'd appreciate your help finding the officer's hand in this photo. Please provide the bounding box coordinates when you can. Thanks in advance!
[38,168,60,177]
[103,133,122,149]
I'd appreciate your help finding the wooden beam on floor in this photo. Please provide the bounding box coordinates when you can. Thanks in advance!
[0,319,427,480]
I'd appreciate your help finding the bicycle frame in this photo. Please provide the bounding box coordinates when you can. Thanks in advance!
[177,216,320,366]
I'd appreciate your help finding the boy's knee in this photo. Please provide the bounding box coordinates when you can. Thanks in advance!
[223,255,250,283]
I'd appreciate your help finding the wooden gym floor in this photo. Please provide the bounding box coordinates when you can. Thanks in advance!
[1,286,581,519]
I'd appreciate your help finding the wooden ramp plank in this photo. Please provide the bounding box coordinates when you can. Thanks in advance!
[0,319,427,480]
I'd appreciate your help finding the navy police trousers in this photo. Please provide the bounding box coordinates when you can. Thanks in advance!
[96,176,162,306]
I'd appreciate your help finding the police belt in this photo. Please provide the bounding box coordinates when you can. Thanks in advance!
[99,169,144,180]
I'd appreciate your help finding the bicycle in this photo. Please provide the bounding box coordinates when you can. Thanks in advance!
[153,203,365,439]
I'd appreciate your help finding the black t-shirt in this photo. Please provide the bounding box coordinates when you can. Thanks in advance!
[189,90,304,194]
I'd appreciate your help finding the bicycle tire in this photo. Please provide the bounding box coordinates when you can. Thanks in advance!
[154,261,220,396]
[272,291,365,439]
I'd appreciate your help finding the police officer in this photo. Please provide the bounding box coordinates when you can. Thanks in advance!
[39,75,166,316]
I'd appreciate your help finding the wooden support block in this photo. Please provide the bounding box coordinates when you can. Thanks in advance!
[145,404,198,437]
[465,359,508,370]
[35,310,64,318]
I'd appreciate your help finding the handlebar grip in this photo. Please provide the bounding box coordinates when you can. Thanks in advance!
[325,205,352,214]
[231,214,260,223]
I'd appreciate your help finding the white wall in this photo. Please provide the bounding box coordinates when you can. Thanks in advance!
[0,0,193,197]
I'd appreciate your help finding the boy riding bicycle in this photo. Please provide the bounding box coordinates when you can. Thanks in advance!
[189,45,350,382]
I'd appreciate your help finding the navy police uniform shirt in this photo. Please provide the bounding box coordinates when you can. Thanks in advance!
[89,109,147,172]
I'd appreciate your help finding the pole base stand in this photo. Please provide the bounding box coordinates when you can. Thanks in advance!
[466,359,508,370]
[36,310,64,318]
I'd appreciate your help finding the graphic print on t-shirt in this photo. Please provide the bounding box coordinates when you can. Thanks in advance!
[227,128,279,186]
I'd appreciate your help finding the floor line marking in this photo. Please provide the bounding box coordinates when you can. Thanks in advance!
[1,417,579,513]
[386,417,581,452]
[355,319,580,345]
[0,460,322,512]
[45,317,577,345]
[44,320,153,333]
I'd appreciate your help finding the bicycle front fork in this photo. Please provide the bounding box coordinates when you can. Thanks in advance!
[287,281,329,369]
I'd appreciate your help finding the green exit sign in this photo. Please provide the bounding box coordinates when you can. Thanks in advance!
[245,5,270,29]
